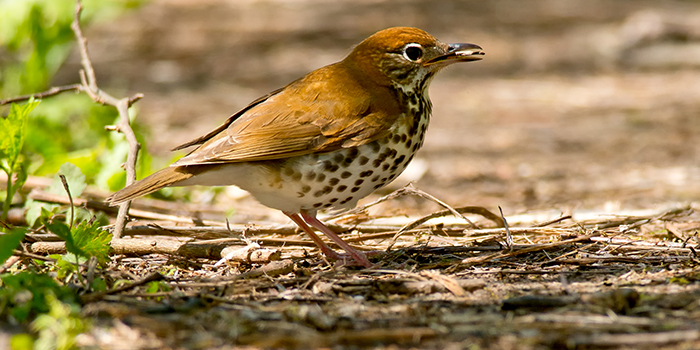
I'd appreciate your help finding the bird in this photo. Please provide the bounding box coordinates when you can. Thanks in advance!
[107,27,484,268]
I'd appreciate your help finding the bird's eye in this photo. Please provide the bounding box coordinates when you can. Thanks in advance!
[403,43,423,62]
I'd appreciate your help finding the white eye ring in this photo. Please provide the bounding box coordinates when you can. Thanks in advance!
[402,43,424,62]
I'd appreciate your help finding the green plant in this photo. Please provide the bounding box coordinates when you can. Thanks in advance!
[0,228,26,266]
[0,272,77,323]
[25,162,109,227]
[0,101,38,224]
[31,291,89,350]
[44,217,112,266]
[1,0,151,191]
[1,1,146,347]
[1,0,143,96]
[29,162,113,281]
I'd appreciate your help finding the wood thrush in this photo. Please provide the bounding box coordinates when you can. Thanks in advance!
[108,27,484,267]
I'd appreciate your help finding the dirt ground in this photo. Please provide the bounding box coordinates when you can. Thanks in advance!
[45,0,700,348]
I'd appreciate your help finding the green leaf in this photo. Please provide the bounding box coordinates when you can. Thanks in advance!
[25,163,86,227]
[1,100,38,222]
[31,291,88,350]
[0,101,37,163]
[9,333,34,350]
[90,277,107,292]
[48,162,86,199]
[43,219,70,241]
[0,271,78,322]
[145,280,160,294]
[70,220,112,264]
[53,255,82,280]
[42,217,111,263]
[12,163,28,193]
[43,219,81,257]
[0,228,26,265]
[24,199,58,227]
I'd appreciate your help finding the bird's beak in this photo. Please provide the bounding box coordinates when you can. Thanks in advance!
[425,43,484,66]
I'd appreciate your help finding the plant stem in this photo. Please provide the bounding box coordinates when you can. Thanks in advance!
[1,167,12,223]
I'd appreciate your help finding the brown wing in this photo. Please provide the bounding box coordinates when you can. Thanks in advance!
[173,63,400,166]
[170,87,286,152]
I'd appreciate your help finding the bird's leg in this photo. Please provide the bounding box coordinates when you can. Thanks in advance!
[284,212,350,264]
[299,211,373,268]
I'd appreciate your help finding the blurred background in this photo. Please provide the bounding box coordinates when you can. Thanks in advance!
[4,0,700,221]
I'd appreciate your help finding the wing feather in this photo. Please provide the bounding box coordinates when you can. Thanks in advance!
[173,62,400,166]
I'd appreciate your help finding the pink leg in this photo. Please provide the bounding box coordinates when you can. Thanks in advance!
[284,212,346,262]
[299,211,372,268]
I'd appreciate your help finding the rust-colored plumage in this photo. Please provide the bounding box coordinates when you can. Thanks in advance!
[108,27,484,267]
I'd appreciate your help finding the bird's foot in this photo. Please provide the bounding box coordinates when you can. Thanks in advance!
[316,247,382,268]
[286,211,377,268]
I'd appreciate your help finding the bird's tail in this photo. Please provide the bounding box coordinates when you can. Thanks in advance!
[107,166,193,206]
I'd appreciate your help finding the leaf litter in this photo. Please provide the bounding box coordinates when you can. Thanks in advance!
[13,183,700,349]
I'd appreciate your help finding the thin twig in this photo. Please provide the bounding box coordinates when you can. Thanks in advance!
[171,260,294,288]
[325,184,416,220]
[70,2,97,91]
[328,183,478,229]
[402,206,502,234]
[12,250,57,262]
[0,84,83,105]
[460,235,593,265]
[27,189,225,226]
[404,184,478,228]
[112,98,140,238]
[81,272,165,303]
[386,206,503,250]
[68,0,142,239]
[499,206,513,252]
[534,215,573,227]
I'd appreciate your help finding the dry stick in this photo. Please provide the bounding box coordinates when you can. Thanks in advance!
[0,84,82,105]
[172,259,295,288]
[386,206,503,250]
[498,206,513,252]
[324,184,415,220]
[326,184,478,229]
[370,269,469,296]
[69,0,142,239]
[556,256,690,265]
[120,222,501,244]
[111,99,140,238]
[12,250,57,263]
[121,224,573,243]
[534,214,573,227]
[28,189,225,226]
[0,256,21,274]
[80,272,164,303]
[1,172,226,218]
[404,206,502,234]
[31,237,282,262]
[460,235,593,265]
[537,241,599,265]
[571,330,700,347]
[590,236,699,249]
[403,183,478,228]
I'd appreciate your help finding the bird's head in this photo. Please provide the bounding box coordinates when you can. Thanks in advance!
[344,27,484,91]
